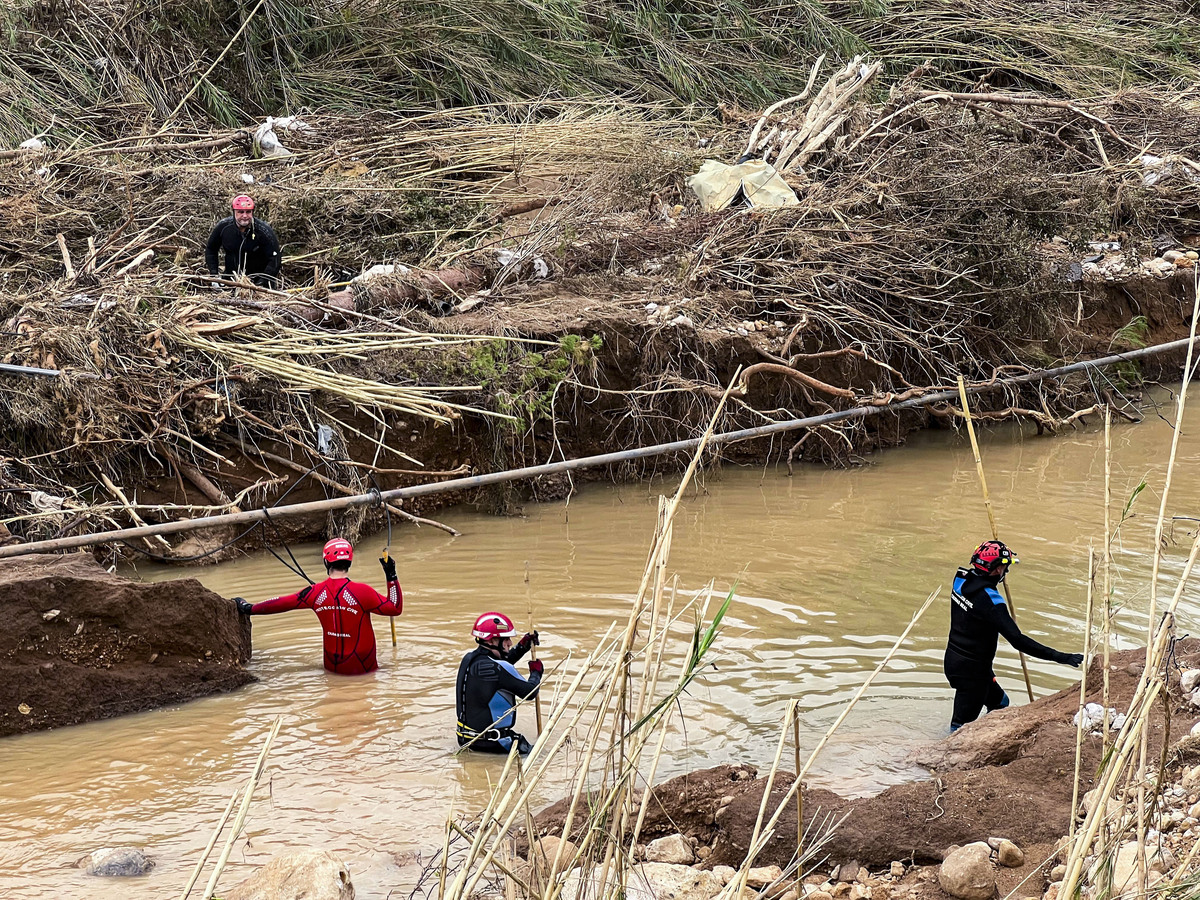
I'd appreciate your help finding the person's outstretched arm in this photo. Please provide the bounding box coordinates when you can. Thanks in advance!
[240,584,315,615]
[981,588,1083,666]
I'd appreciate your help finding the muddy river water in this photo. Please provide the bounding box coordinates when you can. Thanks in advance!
[3,396,1200,899]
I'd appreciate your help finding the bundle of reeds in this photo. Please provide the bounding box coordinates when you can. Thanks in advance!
[1057,279,1200,899]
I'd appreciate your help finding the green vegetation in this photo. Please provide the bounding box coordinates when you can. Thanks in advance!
[461,334,603,432]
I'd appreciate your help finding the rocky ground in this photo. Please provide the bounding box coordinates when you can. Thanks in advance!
[0,552,252,736]
[521,640,1200,900]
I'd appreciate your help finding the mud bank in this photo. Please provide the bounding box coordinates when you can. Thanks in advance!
[534,641,1200,871]
[0,554,252,736]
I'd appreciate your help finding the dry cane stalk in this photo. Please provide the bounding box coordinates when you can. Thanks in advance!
[956,376,1035,701]
[1061,529,1200,897]
[1135,277,1200,894]
[201,716,283,900]
[1069,546,1096,840]
[179,790,239,900]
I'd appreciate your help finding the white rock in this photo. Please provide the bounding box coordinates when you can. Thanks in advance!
[1092,842,1174,895]
[938,843,995,900]
[225,849,352,900]
[1049,865,1066,882]
[646,834,695,865]
[747,865,784,888]
[669,315,695,329]
[84,847,153,877]
[890,862,905,878]
[645,302,659,313]
[563,863,722,900]
[42,609,61,621]
[736,327,749,336]
[1190,720,1200,738]
[1163,250,1185,263]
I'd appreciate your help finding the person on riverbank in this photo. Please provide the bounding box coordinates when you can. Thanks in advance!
[945,540,1084,731]
[233,538,401,675]
[456,612,542,754]
[205,195,282,288]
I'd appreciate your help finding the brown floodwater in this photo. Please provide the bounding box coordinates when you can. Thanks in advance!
[3,393,1200,899]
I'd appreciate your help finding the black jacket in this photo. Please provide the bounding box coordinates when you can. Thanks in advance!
[945,566,1075,677]
[455,646,541,743]
[205,216,281,278]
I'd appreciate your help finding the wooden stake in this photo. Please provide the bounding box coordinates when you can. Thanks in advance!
[525,560,543,733]
[956,376,1035,702]
[1102,408,1113,754]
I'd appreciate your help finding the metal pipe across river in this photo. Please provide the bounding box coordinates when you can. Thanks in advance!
[2,335,1195,559]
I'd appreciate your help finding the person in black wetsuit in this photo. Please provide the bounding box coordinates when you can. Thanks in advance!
[205,194,282,287]
[456,611,542,754]
[945,540,1083,731]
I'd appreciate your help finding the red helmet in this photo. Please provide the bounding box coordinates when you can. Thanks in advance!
[231,195,255,211]
[322,538,353,565]
[472,612,519,642]
[970,540,1018,573]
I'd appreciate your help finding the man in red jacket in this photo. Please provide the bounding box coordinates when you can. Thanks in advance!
[234,538,402,675]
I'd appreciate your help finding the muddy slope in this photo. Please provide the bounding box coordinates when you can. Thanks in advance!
[0,553,253,736]
[534,641,1200,867]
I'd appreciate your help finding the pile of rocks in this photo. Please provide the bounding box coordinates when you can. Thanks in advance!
[1079,240,1198,281]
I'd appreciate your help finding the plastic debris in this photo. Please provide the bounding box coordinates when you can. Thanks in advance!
[19,138,45,151]
[687,159,799,211]
[254,115,310,160]
[1073,702,1126,733]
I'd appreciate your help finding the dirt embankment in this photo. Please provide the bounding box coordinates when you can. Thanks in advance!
[0,553,252,736]
[534,641,1200,872]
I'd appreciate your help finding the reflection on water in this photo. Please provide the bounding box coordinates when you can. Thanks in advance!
[2,395,1199,898]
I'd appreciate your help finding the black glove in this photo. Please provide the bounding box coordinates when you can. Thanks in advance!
[516,630,540,652]
[528,659,544,676]
[234,597,254,616]
[379,555,397,581]
[1061,652,1084,668]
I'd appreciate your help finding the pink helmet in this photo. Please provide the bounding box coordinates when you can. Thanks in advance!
[231,195,255,211]
[472,612,519,641]
[322,538,353,565]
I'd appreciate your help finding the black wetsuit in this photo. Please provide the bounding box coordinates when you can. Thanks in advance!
[205,216,282,286]
[945,566,1080,730]
[456,643,541,754]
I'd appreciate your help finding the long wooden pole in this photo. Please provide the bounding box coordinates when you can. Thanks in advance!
[4,339,1197,561]
[956,376,1035,702]
[525,560,543,733]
